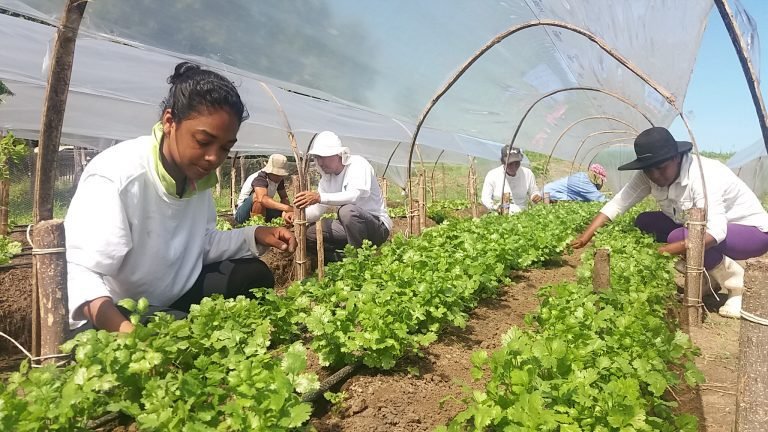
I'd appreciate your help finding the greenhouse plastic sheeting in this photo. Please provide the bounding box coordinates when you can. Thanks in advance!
[1,0,716,188]
[728,139,768,198]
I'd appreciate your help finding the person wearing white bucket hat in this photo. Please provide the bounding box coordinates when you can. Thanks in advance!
[294,131,392,260]
[234,154,293,224]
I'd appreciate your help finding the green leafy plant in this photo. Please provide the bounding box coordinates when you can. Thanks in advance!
[439,209,703,432]
[0,235,22,265]
[240,214,286,228]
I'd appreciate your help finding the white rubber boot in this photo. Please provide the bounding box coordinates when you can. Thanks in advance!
[708,256,744,319]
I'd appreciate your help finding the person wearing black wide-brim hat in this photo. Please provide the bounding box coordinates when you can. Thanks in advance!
[572,127,768,319]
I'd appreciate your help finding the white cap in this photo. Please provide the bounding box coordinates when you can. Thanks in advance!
[308,131,349,157]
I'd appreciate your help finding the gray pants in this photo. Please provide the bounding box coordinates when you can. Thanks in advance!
[306,204,389,253]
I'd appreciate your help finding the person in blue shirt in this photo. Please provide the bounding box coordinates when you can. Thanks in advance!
[542,163,607,202]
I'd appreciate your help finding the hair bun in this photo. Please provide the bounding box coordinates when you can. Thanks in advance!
[168,61,201,85]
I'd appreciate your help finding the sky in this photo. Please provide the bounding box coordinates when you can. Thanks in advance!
[669,0,768,154]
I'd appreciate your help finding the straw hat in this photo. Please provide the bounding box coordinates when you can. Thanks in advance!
[263,154,289,176]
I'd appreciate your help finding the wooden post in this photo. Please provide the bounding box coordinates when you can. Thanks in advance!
[468,159,478,218]
[292,175,309,280]
[0,178,9,235]
[229,153,239,215]
[315,221,325,280]
[33,0,88,223]
[684,208,706,327]
[31,220,68,360]
[735,257,768,432]
[239,155,247,189]
[378,177,388,205]
[410,196,421,236]
[543,192,551,204]
[418,171,427,230]
[500,193,510,215]
[215,166,222,197]
[592,248,611,292]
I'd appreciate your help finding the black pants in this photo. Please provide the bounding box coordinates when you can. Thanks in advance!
[70,257,274,337]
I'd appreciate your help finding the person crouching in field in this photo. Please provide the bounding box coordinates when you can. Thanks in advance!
[65,62,296,335]
[572,127,768,319]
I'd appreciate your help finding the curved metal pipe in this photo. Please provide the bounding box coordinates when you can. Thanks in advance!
[569,130,637,172]
[506,86,653,151]
[572,137,636,174]
[544,115,643,178]
[405,19,677,194]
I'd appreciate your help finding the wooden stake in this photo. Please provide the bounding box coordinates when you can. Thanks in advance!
[293,175,309,280]
[543,192,551,204]
[468,159,478,218]
[684,208,705,327]
[33,0,87,222]
[229,153,238,215]
[32,219,68,361]
[378,177,388,204]
[0,178,9,236]
[315,221,325,280]
[215,166,222,197]
[239,155,247,189]
[500,193,511,215]
[735,257,768,432]
[592,248,611,292]
[410,196,421,236]
[418,171,427,230]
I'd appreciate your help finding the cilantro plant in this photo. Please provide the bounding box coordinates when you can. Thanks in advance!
[0,234,22,265]
[439,209,704,432]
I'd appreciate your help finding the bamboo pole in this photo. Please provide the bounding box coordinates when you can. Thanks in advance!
[215,166,222,197]
[315,221,325,280]
[32,219,68,362]
[418,171,427,230]
[683,208,706,327]
[0,178,9,236]
[735,257,768,432]
[292,175,309,280]
[239,155,247,189]
[229,153,239,215]
[33,0,88,223]
[378,177,388,204]
[500,193,510,215]
[257,83,309,281]
[543,192,551,205]
[592,248,611,292]
[468,159,478,219]
[714,0,768,155]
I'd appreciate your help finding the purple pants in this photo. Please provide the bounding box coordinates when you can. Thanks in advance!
[634,211,768,270]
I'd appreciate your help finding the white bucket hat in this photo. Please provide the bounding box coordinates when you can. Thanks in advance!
[263,154,289,176]
[308,131,351,164]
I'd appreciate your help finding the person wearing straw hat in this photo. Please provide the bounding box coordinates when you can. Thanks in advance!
[294,131,392,260]
[481,145,542,213]
[542,163,608,203]
[572,126,768,318]
[234,154,293,224]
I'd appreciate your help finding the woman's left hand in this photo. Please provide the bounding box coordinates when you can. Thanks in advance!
[254,226,297,252]
[658,241,686,256]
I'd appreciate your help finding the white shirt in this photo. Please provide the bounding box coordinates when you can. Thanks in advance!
[236,170,281,208]
[305,155,392,230]
[481,165,541,212]
[65,131,267,329]
[600,153,768,243]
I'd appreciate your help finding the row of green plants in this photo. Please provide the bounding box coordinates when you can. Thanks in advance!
[387,198,470,220]
[287,202,598,369]
[0,293,316,431]
[0,235,22,265]
[1,203,595,430]
[439,210,703,431]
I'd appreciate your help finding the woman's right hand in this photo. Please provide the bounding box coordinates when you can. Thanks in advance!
[571,234,592,249]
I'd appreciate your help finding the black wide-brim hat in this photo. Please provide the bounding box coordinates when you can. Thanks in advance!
[617,127,693,171]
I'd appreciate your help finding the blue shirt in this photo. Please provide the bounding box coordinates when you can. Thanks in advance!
[543,172,606,202]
